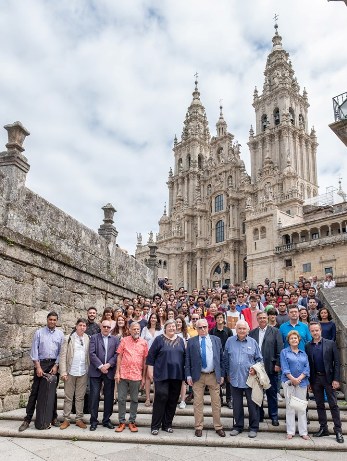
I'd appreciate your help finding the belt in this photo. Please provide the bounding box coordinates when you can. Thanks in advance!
[316,372,326,376]
[201,371,215,374]
[40,358,56,362]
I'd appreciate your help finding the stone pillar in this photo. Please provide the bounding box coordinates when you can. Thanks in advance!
[183,256,188,289]
[98,203,118,252]
[146,236,158,288]
[0,121,30,203]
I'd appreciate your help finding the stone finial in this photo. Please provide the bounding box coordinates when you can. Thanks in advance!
[4,121,30,153]
[98,203,118,246]
[136,232,142,245]
[102,203,116,225]
[148,231,154,244]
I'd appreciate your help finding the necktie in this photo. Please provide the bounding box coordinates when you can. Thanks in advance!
[201,337,207,369]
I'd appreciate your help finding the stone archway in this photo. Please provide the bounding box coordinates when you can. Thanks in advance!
[209,260,231,288]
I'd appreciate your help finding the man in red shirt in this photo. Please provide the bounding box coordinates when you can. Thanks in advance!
[115,322,148,432]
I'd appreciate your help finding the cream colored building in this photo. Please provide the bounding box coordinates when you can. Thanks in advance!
[136,27,347,289]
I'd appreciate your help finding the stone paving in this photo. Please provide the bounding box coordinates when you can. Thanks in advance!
[1,437,347,461]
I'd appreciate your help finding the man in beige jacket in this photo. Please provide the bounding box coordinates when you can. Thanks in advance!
[59,318,90,429]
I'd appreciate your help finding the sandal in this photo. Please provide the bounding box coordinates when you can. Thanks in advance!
[286,434,293,439]
[151,429,159,435]
[301,435,310,440]
[145,399,151,407]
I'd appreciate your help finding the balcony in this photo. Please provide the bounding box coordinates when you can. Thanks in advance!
[329,92,347,147]
[275,233,347,254]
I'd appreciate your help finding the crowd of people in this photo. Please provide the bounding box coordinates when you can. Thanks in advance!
[18,272,344,443]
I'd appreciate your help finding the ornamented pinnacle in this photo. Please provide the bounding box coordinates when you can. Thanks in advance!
[4,121,30,153]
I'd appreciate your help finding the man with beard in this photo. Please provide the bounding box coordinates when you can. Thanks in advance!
[85,307,101,337]
[115,322,148,433]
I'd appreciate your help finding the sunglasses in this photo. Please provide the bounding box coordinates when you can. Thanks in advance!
[102,325,111,329]
[197,326,208,330]
[191,318,199,321]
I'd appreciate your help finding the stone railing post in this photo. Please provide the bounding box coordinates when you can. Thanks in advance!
[98,203,118,252]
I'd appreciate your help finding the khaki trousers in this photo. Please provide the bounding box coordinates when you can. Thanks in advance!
[63,373,88,420]
[193,372,222,430]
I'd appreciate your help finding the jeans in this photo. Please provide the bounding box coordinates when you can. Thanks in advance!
[260,373,278,421]
[117,379,141,423]
[231,385,259,432]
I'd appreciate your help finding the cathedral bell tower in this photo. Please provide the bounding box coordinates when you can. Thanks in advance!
[248,23,318,208]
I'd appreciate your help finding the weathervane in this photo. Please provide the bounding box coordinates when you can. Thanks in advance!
[273,13,279,32]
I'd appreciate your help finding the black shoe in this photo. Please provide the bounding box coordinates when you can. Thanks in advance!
[226,400,233,409]
[220,399,224,407]
[259,417,264,423]
[313,428,330,437]
[90,425,97,431]
[103,422,115,429]
[18,421,30,432]
[336,432,344,444]
[272,419,279,426]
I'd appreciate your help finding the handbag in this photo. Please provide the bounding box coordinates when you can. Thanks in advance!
[283,380,308,412]
[288,394,308,412]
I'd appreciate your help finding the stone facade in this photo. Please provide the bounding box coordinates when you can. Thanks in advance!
[319,288,347,399]
[0,122,155,411]
[136,27,347,289]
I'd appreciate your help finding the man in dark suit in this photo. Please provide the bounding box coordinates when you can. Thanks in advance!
[249,311,283,426]
[186,318,225,438]
[89,320,120,431]
[306,322,344,443]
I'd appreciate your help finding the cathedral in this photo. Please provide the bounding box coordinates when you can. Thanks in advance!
[135,26,347,289]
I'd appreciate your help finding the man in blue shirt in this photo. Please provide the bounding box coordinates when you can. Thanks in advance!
[19,312,64,432]
[224,319,263,438]
[280,305,312,350]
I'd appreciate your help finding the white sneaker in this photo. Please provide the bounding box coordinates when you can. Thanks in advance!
[179,401,186,409]
[263,394,267,401]
[277,393,284,401]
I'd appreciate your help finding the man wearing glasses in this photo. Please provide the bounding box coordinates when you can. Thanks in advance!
[59,318,90,430]
[89,320,120,431]
[186,319,225,438]
[187,314,199,338]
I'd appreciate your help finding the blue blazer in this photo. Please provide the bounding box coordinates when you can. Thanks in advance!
[89,333,120,379]
[185,334,224,383]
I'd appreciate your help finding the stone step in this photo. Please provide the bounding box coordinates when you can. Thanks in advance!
[0,418,345,452]
[2,404,347,428]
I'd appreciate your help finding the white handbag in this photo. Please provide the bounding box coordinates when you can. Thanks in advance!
[288,394,308,412]
[283,380,308,412]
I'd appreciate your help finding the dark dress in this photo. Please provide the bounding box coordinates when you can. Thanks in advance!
[146,334,185,431]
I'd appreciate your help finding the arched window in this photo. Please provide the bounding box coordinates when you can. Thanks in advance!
[187,154,191,168]
[216,220,225,243]
[163,261,167,268]
[215,194,224,212]
[198,154,203,169]
[273,108,280,126]
[289,107,295,125]
[178,158,183,171]
[260,226,266,239]
[253,228,259,241]
[261,114,268,131]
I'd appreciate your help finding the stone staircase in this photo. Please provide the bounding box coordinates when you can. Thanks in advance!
[0,386,346,452]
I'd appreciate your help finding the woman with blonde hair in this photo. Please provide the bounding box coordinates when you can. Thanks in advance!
[280,330,310,440]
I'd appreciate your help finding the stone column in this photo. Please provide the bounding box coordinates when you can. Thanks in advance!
[0,121,30,204]
[98,203,118,253]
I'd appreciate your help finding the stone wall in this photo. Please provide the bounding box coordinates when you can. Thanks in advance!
[319,288,347,399]
[0,122,155,412]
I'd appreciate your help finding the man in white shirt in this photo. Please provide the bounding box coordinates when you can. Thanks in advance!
[59,318,90,429]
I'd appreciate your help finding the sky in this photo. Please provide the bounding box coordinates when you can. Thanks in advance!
[0,0,346,255]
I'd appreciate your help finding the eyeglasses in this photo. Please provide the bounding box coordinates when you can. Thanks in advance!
[191,318,199,321]
[197,326,208,330]
[231,301,236,304]
[102,325,111,329]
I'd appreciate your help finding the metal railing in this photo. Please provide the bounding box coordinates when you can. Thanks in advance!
[333,92,347,121]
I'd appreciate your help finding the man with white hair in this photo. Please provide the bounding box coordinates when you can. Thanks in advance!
[224,320,263,438]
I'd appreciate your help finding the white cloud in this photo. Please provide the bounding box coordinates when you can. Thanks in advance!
[0,0,346,254]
